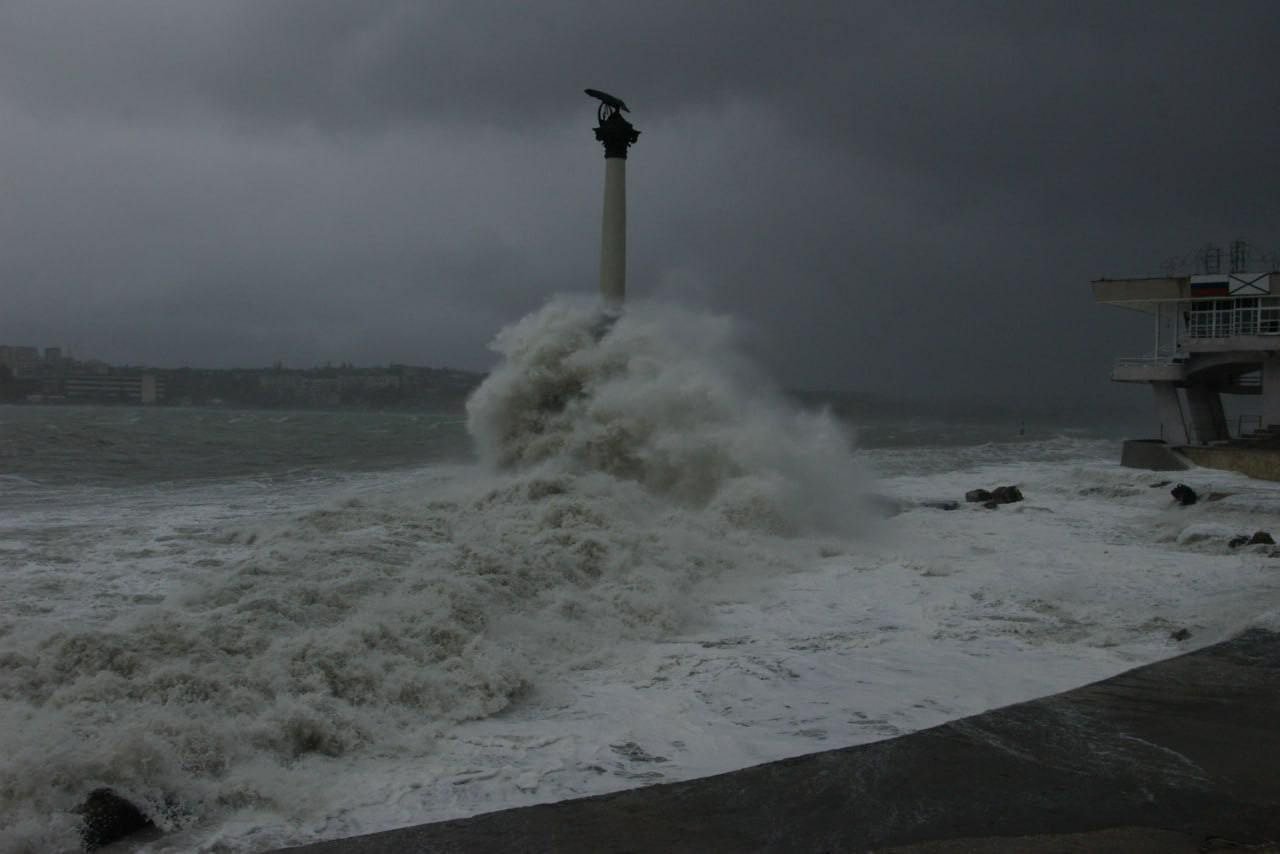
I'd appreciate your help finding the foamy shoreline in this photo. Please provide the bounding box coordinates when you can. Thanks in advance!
[110,457,1280,852]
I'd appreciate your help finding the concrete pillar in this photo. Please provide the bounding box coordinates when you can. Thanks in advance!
[1264,356,1280,428]
[1185,384,1228,444]
[589,95,639,309]
[1152,382,1189,446]
[600,158,627,308]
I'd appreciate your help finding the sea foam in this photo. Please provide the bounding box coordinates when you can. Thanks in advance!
[467,297,868,534]
[0,299,871,852]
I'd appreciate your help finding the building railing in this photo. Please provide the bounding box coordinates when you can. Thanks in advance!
[1185,297,1280,339]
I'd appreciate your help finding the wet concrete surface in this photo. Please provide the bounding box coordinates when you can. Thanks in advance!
[280,629,1280,853]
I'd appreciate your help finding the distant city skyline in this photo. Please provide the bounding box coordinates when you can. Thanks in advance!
[0,344,483,408]
[0,340,478,374]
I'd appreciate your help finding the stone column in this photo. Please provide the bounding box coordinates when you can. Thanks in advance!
[593,109,639,309]
[600,157,627,308]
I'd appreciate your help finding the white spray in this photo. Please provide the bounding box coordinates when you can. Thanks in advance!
[0,297,872,852]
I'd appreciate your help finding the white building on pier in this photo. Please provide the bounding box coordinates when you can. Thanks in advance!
[1094,251,1280,446]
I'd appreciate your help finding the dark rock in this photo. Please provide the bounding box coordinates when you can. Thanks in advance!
[921,500,960,511]
[1170,628,1191,641]
[1150,480,1172,488]
[78,788,155,851]
[1229,535,1250,549]
[1249,531,1275,545]
[989,485,1023,504]
[982,501,1000,510]
[968,486,1022,505]
[1170,483,1198,506]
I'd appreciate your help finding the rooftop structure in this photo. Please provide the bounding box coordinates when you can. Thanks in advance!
[1094,242,1280,447]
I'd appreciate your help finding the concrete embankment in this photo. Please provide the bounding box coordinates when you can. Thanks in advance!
[1179,446,1280,481]
[1120,438,1190,470]
[281,629,1280,853]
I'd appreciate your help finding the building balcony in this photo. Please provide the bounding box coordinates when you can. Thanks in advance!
[1111,355,1186,383]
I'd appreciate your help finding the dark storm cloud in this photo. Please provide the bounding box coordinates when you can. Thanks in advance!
[2,1,1278,415]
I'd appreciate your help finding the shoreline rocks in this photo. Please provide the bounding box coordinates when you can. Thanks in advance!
[1230,531,1275,548]
[78,788,155,851]
[965,485,1023,508]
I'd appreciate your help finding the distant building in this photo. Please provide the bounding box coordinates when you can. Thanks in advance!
[44,347,62,366]
[1094,260,1280,445]
[15,347,39,377]
[64,373,165,404]
[337,374,402,392]
[0,345,40,377]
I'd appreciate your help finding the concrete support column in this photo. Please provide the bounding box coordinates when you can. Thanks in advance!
[1185,384,1228,444]
[1264,356,1280,428]
[599,158,627,308]
[1152,382,1189,446]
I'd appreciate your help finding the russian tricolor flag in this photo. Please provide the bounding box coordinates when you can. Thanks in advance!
[1190,277,1229,297]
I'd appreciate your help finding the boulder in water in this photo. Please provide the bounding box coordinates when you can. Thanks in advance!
[967,486,1022,505]
[1170,483,1198,506]
[1249,531,1275,546]
[78,788,155,851]
[1170,627,1191,642]
[990,485,1023,504]
[1229,535,1251,549]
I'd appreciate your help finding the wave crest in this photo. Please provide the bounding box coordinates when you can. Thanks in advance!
[467,297,868,535]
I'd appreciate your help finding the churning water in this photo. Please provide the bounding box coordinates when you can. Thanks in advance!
[2,299,1277,852]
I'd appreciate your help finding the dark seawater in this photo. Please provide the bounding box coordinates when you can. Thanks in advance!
[0,403,1132,489]
[0,406,474,487]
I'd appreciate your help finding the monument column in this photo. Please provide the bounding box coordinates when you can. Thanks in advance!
[587,90,639,309]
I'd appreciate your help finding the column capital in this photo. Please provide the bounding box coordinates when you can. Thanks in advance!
[594,111,640,159]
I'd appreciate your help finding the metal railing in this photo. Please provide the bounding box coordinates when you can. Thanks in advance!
[1185,304,1280,339]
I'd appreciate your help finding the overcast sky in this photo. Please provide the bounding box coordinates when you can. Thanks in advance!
[2,1,1278,411]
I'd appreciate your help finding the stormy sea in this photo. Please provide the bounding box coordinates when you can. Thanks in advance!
[3,299,1279,852]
